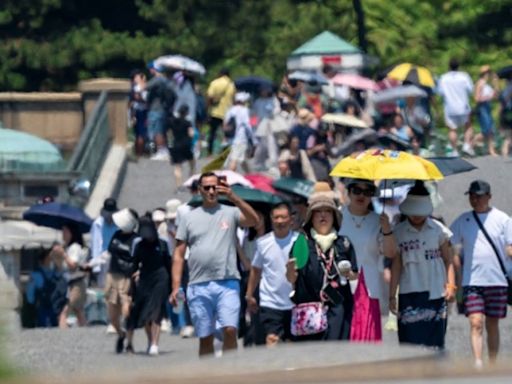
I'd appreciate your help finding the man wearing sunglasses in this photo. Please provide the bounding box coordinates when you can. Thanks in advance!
[450,179,512,368]
[170,171,259,356]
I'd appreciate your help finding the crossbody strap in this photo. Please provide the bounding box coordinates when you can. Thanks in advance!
[472,210,508,279]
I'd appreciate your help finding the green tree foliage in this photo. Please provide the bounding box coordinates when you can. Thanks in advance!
[0,0,511,91]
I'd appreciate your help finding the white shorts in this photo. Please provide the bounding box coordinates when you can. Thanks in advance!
[187,279,240,338]
[445,114,469,130]
[227,143,248,163]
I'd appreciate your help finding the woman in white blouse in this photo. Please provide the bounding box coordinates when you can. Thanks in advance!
[51,223,89,328]
[389,181,455,349]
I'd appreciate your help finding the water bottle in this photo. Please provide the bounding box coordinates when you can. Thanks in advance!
[337,260,352,286]
[173,288,185,314]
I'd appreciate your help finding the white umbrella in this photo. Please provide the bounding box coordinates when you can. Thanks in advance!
[154,55,206,76]
[373,85,427,104]
[288,71,328,85]
[321,113,368,129]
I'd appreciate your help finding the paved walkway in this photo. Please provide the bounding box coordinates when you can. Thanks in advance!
[3,313,512,383]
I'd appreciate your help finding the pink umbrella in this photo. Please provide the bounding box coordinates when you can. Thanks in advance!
[244,173,276,193]
[332,73,378,91]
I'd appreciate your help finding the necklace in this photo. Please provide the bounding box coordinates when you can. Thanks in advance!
[350,213,366,228]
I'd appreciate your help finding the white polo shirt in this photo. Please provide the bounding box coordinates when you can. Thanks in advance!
[394,218,451,299]
[450,208,510,287]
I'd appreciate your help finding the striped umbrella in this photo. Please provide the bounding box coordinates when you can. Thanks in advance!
[386,63,435,88]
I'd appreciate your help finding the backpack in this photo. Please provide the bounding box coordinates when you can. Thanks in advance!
[160,79,177,114]
[224,115,237,139]
[110,235,137,276]
[35,268,67,316]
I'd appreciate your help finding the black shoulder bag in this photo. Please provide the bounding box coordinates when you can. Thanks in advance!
[472,211,512,305]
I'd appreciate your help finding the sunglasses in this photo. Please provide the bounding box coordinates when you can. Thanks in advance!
[349,186,375,197]
[201,185,217,191]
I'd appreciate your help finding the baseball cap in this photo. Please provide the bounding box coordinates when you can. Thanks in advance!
[465,180,491,195]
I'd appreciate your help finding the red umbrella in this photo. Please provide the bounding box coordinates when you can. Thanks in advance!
[244,173,276,193]
[349,269,382,342]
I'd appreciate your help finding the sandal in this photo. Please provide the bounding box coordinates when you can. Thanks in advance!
[125,343,134,354]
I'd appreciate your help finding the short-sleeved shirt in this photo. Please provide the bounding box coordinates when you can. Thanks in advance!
[63,242,89,281]
[394,218,451,299]
[176,204,241,285]
[450,208,510,287]
[252,231,298,310]
[437,70,473,116]
[207,76,235,119]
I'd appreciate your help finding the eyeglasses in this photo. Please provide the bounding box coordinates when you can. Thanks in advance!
[349,186,375,197]
[201,185,217,191]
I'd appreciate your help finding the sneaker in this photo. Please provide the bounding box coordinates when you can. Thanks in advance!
[180,326,195,338]
[106,324,117,334]
[148,344,159,356]
[160,319,171,333]
[462,143,475,157]
[474,359,483,370]
[150,149,170,161]
[116,333,125,354]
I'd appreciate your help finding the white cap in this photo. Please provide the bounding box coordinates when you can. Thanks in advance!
[165,199,181,219]
[234,91,250,103]
[152,209,166,223]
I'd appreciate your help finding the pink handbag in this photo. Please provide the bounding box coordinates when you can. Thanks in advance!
[291,302,328,336]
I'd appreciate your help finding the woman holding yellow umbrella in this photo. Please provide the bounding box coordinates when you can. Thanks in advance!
[330,149,444,341]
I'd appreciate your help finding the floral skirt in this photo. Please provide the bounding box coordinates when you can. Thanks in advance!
[398,291,447,349]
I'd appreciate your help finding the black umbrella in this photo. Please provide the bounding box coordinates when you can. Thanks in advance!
[332,129,378,157]
[426,156,477,177]
[23,202,93,234]
[234,76,273,94]
[188,185,283,211]
[497,66,512,79]
[377,133,411,152]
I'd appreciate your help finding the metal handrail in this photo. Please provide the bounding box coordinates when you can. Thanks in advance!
[67,91,111,185]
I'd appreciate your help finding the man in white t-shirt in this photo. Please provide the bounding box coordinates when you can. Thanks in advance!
[438,58,475,156]
[245,202,298,346]
[450,180,511,368]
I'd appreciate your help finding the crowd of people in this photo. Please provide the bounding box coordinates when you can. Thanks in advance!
[24,57,512,370]
[127,58,512,190]
[25,173,512,369]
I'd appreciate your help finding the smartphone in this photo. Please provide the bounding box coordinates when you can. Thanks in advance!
[322,283,343,305]
[218,175,227,185]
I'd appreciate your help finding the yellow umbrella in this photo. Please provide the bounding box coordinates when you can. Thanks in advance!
[387,63,435,89]
[330,149,443,181]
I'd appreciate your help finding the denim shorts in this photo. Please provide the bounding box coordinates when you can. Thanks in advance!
[187,279,240,338]
[147,110,166,140]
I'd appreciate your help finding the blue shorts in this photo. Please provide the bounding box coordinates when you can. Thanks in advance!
[147,110,166,140]
[187,279,240,338]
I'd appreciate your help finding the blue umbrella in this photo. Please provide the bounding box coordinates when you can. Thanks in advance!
[235,76,273,94]
[23,202,93,234]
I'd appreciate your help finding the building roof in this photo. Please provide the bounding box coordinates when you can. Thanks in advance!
[290,31,361,56]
